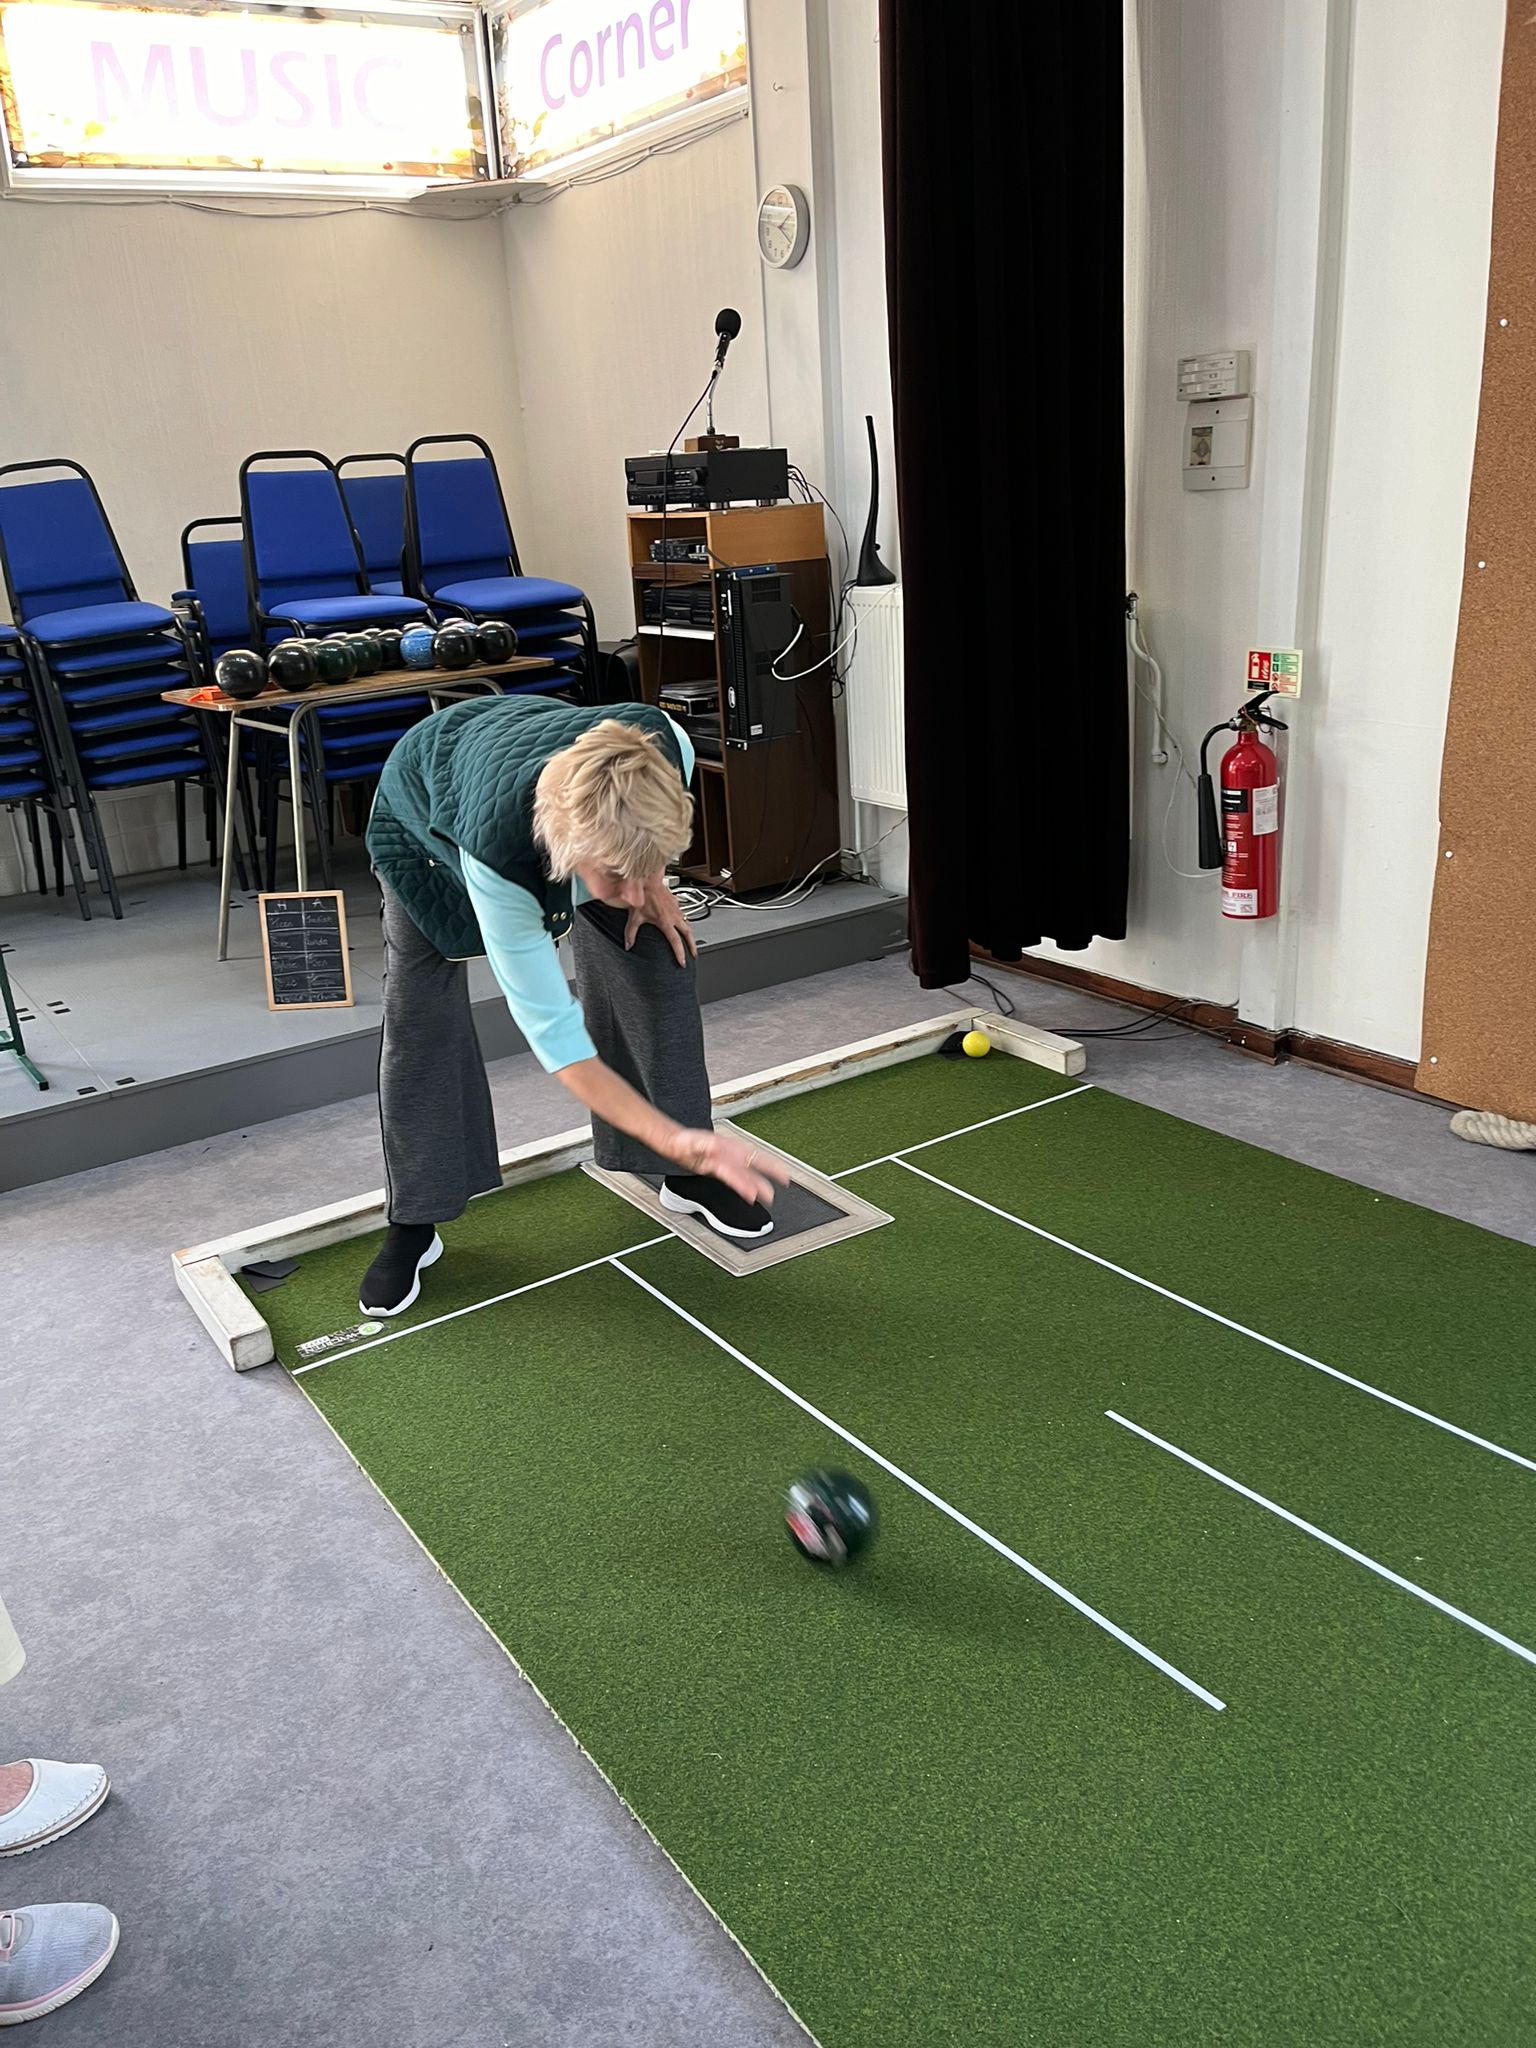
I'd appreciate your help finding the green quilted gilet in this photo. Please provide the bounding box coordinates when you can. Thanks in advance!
[367,695,683,960]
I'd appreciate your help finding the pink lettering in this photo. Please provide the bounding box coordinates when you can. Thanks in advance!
[91,39,176,123]
[268,51,313,129]
[616,13,645,76]
[540,34,565,110]
[569,38,593,97]
[353,56,405,129]
[189,47,257,127]
[323,52,343,128]
[649,0,675,61]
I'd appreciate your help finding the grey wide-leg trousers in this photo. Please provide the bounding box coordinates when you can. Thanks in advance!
[377,882,712,1225]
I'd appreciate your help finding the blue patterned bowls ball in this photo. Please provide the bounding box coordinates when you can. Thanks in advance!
[400,622,438,669]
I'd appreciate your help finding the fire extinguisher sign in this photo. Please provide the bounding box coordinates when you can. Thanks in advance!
[1245,646,1304,697]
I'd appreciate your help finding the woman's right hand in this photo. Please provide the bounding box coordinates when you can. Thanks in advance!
[673,1127,791,1207]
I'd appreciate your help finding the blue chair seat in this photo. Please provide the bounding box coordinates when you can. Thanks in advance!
[77,726,195,764]
[0,770,47,800]
[58,668,189,707]
[263,593,427,628]
[431,576,583,616]
[0,686,29,711]
[311,722,415,754]
[0,656,23,680]
[86,753,203,789]
[49,637,186,677]
[315,695,429,725]
[0,743,43,770]
[71,699,192,735]
[26,600,177,644]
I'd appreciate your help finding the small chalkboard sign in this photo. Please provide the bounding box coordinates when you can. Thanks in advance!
[258,891,354,1011]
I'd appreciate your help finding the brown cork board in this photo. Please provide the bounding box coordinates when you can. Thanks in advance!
[1418,1,1536,1119]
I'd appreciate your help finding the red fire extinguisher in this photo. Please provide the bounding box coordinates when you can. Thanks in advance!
[1197,691,1287,920]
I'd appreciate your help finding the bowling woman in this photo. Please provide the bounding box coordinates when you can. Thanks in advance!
[360,694,787,1315]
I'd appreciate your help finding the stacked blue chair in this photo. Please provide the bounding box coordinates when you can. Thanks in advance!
[338,454,409,596]
[181,507,427,890]
[0,623,87,911]
[0,460,205,918]
[173,517,268,883]
[403,434,596,697]
[239,450,430,643]
[174,517,250,680]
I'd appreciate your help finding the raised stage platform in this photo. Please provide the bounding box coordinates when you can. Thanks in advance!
[0,858,907,1191]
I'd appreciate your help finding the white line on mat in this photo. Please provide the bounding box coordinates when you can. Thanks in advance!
[286,1087,1091,1372]
[289,1234,671,1376]
[610,1256,1226,1712]
[831,1083,1093,1180]
[896,1159,1536,1479]
[1107,1410,1536,1673]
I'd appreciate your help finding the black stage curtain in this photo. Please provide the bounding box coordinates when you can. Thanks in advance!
[879,1,1128,987]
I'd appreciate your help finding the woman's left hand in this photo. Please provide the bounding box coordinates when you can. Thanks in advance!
[625,874,698,966]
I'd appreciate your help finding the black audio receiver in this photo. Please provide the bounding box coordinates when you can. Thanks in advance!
[625,446,789,510]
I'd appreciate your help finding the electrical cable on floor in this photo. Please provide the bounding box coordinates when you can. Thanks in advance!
[1126,598,1216,885]
[948,971,1220,1048]
[712,812,908,915]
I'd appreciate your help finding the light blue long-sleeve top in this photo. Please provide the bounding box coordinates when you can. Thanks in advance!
[460,717,695,1074]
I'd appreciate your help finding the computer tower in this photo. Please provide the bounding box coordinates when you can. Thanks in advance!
[717,565,798,747]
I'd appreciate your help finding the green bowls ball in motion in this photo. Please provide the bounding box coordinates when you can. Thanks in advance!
[432,622,478,671]
[266,639,319,692]
[784,1469,877,1568]
[312,637,356,685]
[346,632,383,677]
[473,618,518,666]
[214,648,267,700]
[399,622,437,669]
[373,627,404,668]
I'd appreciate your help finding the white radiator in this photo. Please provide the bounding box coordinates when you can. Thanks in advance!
[844,584,907,809]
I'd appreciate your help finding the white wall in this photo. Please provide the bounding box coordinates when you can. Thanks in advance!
[1035,0,1291,1005]
[0,198,525,891]
[1296,0,1503,1057]
[817,0,906,894]
[1030,0,1502,1062]
[499,116,770,636]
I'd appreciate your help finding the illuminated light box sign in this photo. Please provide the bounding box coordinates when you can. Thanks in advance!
[490,0,745,179]
[0,0,489,182]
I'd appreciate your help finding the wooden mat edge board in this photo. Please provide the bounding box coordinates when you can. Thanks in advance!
[1418,1,1536,1120]
[583,1122,893,1277]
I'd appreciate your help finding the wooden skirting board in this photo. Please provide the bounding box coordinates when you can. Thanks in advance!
[974,950,1422,1097]
[174,1007,1085,1372]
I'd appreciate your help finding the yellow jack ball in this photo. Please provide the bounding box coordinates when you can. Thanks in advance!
[961,1029,992,1058]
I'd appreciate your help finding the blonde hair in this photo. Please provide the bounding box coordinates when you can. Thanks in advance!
[533,719,694,881]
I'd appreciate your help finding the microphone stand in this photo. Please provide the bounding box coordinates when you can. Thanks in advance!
[687,341,739,453]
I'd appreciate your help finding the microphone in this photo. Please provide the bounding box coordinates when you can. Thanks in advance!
[713,306,742,367]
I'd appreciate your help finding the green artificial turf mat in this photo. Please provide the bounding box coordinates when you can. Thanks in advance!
[914,1084,1536,1461]
[249,1157,656,1365]
[247,1050,1067,1366]
[736,1044,1076,1174]
[289,1057,1536,2047]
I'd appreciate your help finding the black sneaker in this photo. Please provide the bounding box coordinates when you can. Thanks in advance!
[360,1224,444,1316]
[659,1175,774,1240]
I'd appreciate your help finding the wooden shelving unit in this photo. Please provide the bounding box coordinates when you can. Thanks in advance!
[626,502,838,893]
